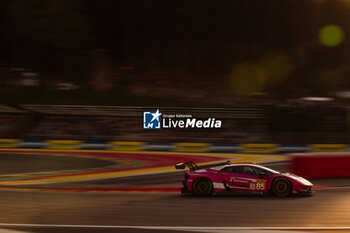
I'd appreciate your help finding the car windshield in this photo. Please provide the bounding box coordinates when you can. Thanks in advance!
[220,165,279,175]
[257,166,279,174]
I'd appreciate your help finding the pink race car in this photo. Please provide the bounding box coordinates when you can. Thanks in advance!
[175,161,313,197]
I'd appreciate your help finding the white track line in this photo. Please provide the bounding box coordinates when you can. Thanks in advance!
[0,223,349,230]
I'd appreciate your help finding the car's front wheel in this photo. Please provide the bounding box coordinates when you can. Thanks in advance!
[271,178,292,197]
[193,178,213,196]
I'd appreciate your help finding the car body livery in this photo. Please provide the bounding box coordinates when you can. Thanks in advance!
[175,161,313,197]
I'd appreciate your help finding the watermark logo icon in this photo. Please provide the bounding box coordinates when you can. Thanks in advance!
[143,109,162,129]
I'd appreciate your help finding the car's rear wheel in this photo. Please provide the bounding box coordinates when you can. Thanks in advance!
[193,178,213,196]
[271,178,292,197]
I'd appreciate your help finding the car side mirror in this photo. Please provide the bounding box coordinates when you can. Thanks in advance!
[218,171,223,174]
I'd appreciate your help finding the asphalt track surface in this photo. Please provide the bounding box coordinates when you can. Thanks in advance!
[0,153,114,175]
[0,188,349,233]
[0,152,349,233]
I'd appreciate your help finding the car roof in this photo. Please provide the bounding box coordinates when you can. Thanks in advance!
[213,163,265,170]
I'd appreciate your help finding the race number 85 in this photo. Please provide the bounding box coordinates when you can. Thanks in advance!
[250,180,266,190]
[256,182,265,190]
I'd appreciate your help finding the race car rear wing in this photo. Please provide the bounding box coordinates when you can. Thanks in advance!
[175,161,199,171]
[175,160,231,171]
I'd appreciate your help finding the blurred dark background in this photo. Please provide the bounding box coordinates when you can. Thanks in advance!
[1,0,350,143]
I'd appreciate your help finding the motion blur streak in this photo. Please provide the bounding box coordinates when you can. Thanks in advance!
[1,1,350,233]
[1,223,350,230]
[0,189,349,227]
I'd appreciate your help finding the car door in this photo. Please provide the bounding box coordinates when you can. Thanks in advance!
[226,166,268,192]
[220,165,250,191]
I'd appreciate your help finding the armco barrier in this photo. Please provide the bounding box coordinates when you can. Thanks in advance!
[292,155,350,179]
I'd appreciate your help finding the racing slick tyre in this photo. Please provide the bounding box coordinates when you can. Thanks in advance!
[271,178,292,197]
[193,178,213,196]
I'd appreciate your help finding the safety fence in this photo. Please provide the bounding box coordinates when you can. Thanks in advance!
[1,139,350,154]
